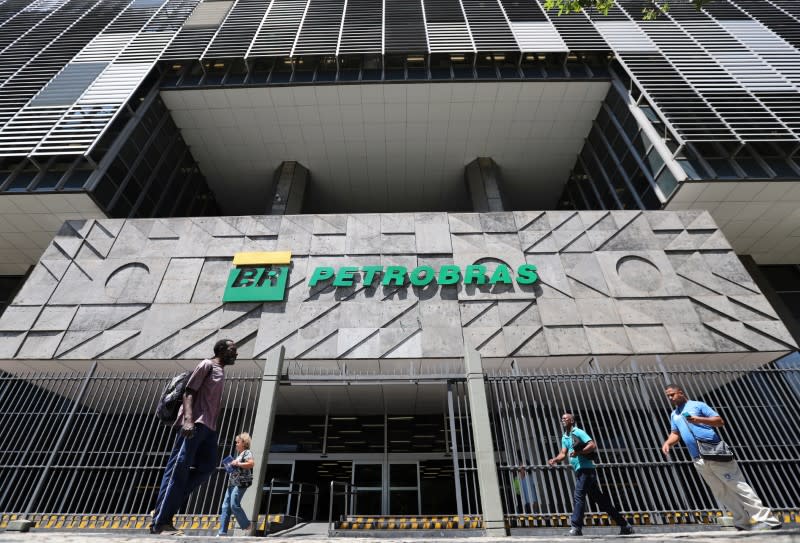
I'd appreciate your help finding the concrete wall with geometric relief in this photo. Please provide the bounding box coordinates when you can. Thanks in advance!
[0,211,795,363]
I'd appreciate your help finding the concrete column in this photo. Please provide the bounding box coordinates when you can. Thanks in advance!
[464,347,507,535]
[465,157,505,212]
[240,347,285,535]
[270,161,308,215]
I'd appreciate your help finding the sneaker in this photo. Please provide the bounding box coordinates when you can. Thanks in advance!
[619,524,634,535]
[568,527,583,536]
[734,526,749,531]
[751,522,782,531]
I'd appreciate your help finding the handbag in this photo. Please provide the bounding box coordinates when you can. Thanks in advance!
[684,417,734,462]
[695,438,735,462]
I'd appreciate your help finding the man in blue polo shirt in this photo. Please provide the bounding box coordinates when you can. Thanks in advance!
[547,413,633,536]
[661,384,781,531]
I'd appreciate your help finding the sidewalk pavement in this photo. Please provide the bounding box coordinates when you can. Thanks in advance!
[0,527,798,543]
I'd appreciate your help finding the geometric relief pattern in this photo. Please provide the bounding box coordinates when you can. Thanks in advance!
[0,211,795,361]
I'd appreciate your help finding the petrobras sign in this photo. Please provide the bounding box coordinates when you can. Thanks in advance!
[223,251,539,303]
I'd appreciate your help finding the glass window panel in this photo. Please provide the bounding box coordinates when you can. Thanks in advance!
[766,158,799,178]
[35,171,62,190]
[645,147,665,176]
[655,168,678,199]
[63,168,92,189]
[759,265,800,292]
[640,186,661,209]
[390,464,418,487]
[92,176,118,207]
[111,195,133,217]
[735,157,768,178]
[389,490,419,515]
[7,170,36,191]
[707,158,739,179]
[779,292,800,319]
[353,464,382,486]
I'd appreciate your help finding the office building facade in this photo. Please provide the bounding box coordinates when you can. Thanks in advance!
[1,0,800,533]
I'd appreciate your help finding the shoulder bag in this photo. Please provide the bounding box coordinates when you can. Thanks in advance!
[684,418,734,462]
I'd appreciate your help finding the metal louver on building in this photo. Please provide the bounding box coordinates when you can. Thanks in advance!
[30,62,109,106]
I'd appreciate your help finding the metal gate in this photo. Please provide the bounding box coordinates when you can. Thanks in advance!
[447,380,480,520]
[487,361,800,524]
[0,362,261,517]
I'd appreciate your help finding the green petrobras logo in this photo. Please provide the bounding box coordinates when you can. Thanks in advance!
[223,250,539,303]
[223,251,292,302]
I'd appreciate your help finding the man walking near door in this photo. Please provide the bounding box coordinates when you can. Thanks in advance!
[150,339,238,535]
[547,413,634,537]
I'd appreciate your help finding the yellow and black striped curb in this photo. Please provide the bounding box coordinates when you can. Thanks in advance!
[334,515,483,530]
[0,513,283,531]
[3,511,798,531]
[506,510,800,528]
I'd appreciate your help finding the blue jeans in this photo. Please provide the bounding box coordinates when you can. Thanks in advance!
[152,423,218,527]
[219,485,250,534]
[570,469,627,529]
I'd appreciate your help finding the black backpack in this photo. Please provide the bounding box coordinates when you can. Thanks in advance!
[156,371,190,424]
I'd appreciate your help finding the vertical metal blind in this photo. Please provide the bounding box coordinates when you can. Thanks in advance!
[0,365,261,515]
[488,364,800,521]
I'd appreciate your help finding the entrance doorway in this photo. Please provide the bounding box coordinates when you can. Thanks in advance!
[272,457,454,519]
[266,379,478,522]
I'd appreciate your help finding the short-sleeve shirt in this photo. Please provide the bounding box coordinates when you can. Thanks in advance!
[561,427,595,471]
[229,449,253,487]
[176,359,225,431]
[669,400,720,459]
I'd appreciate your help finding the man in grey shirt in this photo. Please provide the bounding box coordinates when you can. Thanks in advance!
[150,339,238,535]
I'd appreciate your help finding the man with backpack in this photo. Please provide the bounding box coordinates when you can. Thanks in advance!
[150,339,238,535]
[547,413,633,536]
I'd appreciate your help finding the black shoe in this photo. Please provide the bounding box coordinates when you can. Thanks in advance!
[150,523,184,535]
[620,524,634,535]
[568,527,583,536]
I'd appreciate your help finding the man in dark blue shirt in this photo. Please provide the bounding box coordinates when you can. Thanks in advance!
[548,413,634,536]
[661,384,781,531]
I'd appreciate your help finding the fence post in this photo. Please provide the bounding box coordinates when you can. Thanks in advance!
[464,347,507,535]
[240,347,285,534]
[23,361,98,517]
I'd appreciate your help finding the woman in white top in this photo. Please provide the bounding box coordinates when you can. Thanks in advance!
[218,432,254,536]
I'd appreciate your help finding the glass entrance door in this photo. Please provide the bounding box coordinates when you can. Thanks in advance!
[389,462,420,515]
[351,461,420,515]
[352,462,383,515]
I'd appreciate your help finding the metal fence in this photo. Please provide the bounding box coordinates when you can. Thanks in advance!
[448,380,481,519]
[0,363,262,516]
[488,363,800,522]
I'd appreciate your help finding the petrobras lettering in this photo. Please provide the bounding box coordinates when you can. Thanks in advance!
[224,251,539,303]
[308,263,538,288]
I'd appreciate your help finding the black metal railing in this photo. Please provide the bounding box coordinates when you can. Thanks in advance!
[488,362,800,524]
[328,481,356,534]
[263,478,319,531]
[0,363,261,516]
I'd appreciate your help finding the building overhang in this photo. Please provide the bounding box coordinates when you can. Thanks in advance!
[161,80,611,214]
[667,180,800,265]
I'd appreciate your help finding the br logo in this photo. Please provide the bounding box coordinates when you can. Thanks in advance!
[223,251,291,302]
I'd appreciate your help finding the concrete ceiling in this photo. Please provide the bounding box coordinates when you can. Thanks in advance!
[161,81,610,215]
[667,180,800,265]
